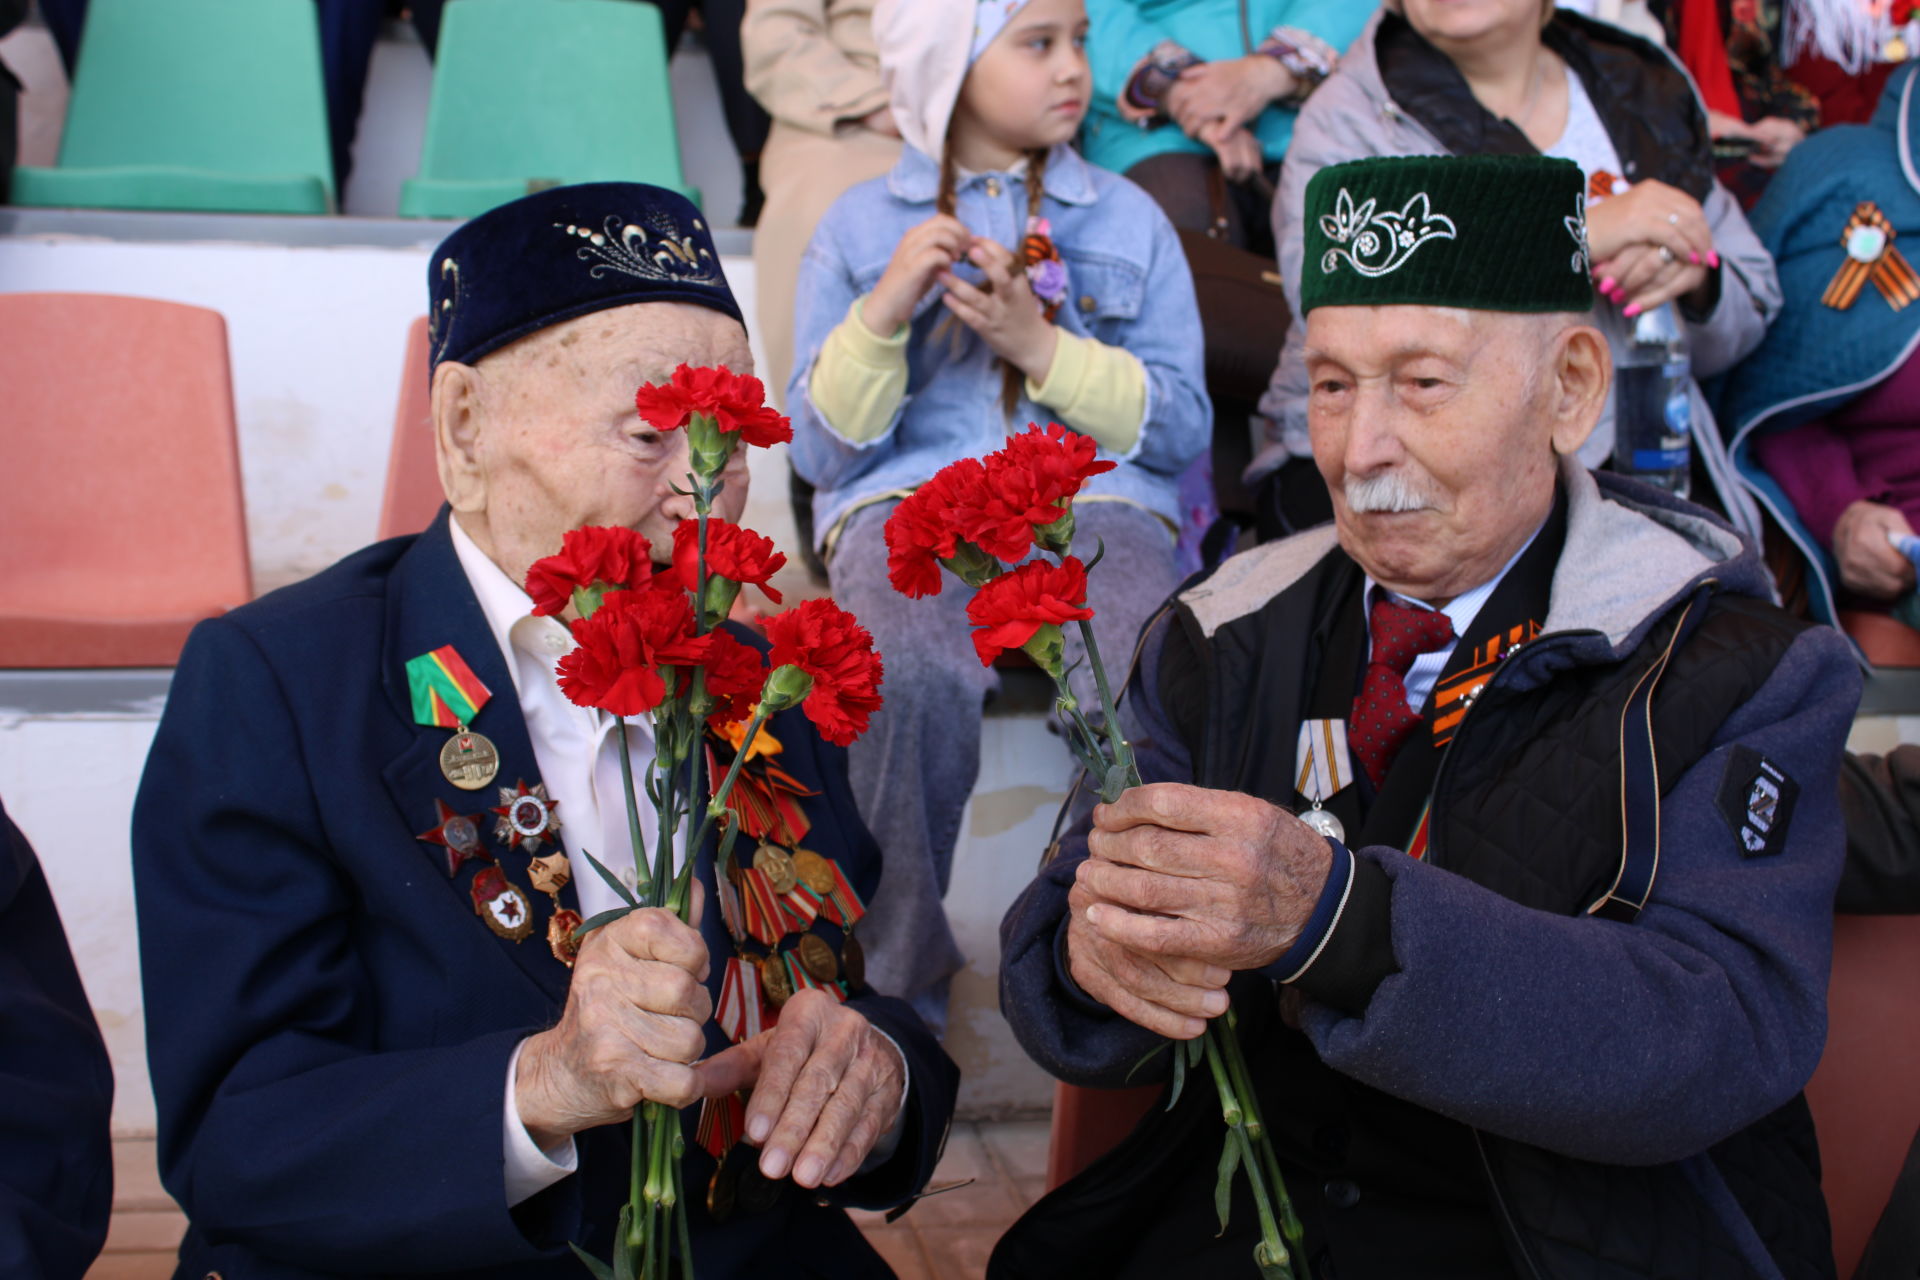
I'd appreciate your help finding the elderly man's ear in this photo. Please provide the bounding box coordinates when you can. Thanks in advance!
[1546,324,1610,458]
[433,361,489,515]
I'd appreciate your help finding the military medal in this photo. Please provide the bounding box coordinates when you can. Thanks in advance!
[842,932,866,989]
[405,645,500,790]
[470,864,534,941]
[528,852,579,966]
[417,798,488,876]
[493,780,562,854]
[791,848,836,897]
[1823,202,1920,312]
[1294,719,1351,843]
[753,842,798,895]
[759,952,794,1005]
[797,933,840,983]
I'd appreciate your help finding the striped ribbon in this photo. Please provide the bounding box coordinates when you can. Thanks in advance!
[1823,202,1920,312]
[696,1092,746,1160]
[404,645,492,728]
[715,956,765,1044]
[817,861,867,929]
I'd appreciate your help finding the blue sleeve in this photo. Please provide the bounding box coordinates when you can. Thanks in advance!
[999,610,1186,1086]
[0,805,113,1280]
[784,205,906,496]
[133,619,557,1271]
[1302,626,1860,1164]
[1108,199,1211,479]
[1085,0,1179,111]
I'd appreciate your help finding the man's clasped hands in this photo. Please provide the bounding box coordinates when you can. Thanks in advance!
[1066,784,1334,1041]
[514,881,907,1192]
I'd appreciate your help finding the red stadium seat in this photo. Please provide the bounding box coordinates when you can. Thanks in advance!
[1839,609,1920,668]
[0,293,251,667]
[377,316,442,541]
[1044,1080,1161,1191]
[1805,914,1920,1277]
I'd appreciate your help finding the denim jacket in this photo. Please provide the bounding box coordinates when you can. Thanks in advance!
[787,142,1210,550]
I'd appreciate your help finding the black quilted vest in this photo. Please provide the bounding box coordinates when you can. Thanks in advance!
[1169,548,1835,1280]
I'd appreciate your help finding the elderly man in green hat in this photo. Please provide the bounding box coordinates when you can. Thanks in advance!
[994,154,1859,1279]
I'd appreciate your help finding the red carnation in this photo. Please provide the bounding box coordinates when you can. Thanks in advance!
[763,598,885,747]
[698,629,768,728]
[556,587,709,717]
[884,458,997,597]
[672,518,786,605]
[967,423,1116,560]
[525,525,654,617]
[964,556,1095,667]
[633,364,793,448]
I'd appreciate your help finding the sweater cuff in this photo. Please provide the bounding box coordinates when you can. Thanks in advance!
[808,297,910,444]
[1025,331,1146,455]
[1270,847,1398,1017]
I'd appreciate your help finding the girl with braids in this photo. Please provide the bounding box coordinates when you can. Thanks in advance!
[786,0,1209,1032]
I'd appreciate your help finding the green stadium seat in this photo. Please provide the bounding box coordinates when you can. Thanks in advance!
[399,0,696,220]
[11,0,333,216]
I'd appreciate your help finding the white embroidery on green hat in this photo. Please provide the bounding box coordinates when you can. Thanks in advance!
[1318,189,1457,279]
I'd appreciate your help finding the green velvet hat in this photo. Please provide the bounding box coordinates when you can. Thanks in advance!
[1300,155,1595,315]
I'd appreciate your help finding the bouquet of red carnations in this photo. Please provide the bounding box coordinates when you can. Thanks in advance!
[884,424,1306,1280]
[527,366,883,1280]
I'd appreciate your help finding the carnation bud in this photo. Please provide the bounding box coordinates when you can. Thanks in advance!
[940,540,1003,588]
[755,663,815,716]
[1034,509,1076,557]
[686,412,735,482]
[700,575,742,629]
[571,583,613,620]
[1019,624,1068,677]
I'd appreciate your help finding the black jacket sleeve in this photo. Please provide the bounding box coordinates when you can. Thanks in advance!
[1837,746,1920,914]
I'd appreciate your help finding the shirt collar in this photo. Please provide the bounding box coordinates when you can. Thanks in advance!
[1363,518,1548,640]
[886,140,1098,207]
[449,515,562,699]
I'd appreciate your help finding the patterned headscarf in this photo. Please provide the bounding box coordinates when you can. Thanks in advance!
[873,0,1035,163]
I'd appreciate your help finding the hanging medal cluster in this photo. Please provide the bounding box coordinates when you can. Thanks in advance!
[696,724,869,1164]
[408,645,584,967]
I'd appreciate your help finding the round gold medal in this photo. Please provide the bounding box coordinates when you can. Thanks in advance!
[791,848,836,897]
[707,1164,738,1222]
[760,954,795,1004]
[797,933,839,983]
[440,726,501,791]
[753,843,798,895]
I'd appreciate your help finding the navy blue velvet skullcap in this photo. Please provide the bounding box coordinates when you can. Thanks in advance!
[427,182,743,368]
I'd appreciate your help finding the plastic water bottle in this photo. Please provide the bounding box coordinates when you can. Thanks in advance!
[1611,303,1692,498]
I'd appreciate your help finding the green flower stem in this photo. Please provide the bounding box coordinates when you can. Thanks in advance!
[1205,1040,1291,1278]
[1073,618,1141,793]
[1223,1012,1305,1258]
[627,1110,645,1249]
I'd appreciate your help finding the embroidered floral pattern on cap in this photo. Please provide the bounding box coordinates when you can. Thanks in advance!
[1319,188,1458,279]
[557,211,723,286]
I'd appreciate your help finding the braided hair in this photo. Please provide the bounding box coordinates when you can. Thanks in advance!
[935,143,1053,419]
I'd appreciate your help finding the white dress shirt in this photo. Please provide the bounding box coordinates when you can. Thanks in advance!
[450,520,904,1206]
[1362,518,1547,715]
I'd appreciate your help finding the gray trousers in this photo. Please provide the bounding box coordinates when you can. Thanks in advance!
[828,500,1180,1034]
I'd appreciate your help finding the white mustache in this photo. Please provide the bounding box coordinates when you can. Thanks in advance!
[1344,470,1439,514]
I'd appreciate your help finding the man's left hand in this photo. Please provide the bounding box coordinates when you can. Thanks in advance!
[694,988,906,1190]
[1079,783,1332,972]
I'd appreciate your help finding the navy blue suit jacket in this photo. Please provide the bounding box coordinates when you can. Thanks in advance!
[0,798,113,1280]
[133,513,957,1278]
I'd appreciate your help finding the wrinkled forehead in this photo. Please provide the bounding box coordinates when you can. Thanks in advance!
[1303,303,1501,364]
[477,300,753,387]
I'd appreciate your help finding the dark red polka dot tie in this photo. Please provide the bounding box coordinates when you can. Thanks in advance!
[1349,595,1455,790]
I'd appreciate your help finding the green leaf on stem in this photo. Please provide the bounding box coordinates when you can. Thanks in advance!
[1124,1039,1169,1083]
[582,849,639,908]
[1186,1037,1205,1069]
[612,1204,639,1280]
[1082,536,1109,575]
[1215,1133,1243,1236]
[572,905,637,943]
[1167,1040,1188,1112]
[568,1244,616,1280]
[1101,762,1132,803]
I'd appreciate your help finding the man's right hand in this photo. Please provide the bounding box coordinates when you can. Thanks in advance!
[862,215,973,337]
[1065,874,1230,1042]
[1834,500,1918,601]
[514,889,713,1151]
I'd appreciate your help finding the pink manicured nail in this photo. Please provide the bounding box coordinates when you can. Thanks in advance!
[1599,277,1616,293]
[1623,303,1643,318]
[1689,251,1701,265]
[1709,251,1721,268]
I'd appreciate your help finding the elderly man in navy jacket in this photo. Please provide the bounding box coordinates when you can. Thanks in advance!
[133,183,956,1279]
[997,156,1860,1279]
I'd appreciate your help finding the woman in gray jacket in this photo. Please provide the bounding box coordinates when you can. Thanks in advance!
[1251,0,1782,540]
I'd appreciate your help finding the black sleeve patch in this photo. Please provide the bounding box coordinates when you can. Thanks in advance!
[1717,746,1799,859]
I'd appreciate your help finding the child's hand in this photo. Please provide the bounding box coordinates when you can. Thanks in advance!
[939,239,1060,385]
[864,215,973,336]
